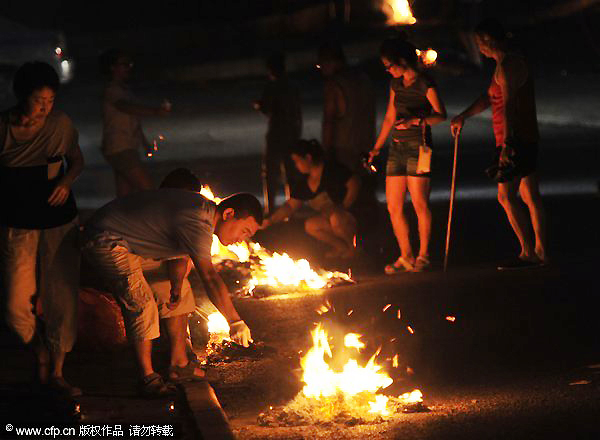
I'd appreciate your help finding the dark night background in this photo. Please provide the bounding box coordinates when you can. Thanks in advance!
[0,1,599,439]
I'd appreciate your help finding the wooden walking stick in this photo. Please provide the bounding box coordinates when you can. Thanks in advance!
[444,130,460,272]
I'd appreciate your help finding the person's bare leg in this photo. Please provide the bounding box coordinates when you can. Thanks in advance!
[32,334,50,383]
[50,350,66,379]
[329,210,357,256]
[164,315,204,377]
[497,179,535,259]
[519,174,547,261]
[133,339,155,378]
[305,215,347,256]
[386,176,414,263]
[407,176,432,259]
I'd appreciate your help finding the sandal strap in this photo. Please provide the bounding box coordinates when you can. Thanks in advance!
[142,372,163,386]
[169,363,206,381]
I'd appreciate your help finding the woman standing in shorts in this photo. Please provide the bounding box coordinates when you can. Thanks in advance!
[450,19,547,269]
[99,48,171,197]
[369,38,446,273]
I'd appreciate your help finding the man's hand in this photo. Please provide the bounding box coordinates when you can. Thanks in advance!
[450,115,464,137]
[47,181,71,206]
[166,285,182,310]
[229,320,253,347]
[368,147,381,163]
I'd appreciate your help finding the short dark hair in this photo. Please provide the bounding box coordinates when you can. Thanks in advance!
[475,18,507,43]
[318,41,346,64]
[218,193,263,224]
[98,48,128,76]
[289,139,324,163]
[12,62,60,102]
[380,37,418,69]
[160,168,202,192]
[265,51,286,78]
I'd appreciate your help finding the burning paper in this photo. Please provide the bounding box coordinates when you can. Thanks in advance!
[257,323,425,426]
[203,185,353,296]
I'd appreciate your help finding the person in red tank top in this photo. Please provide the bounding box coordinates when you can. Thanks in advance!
[450,19,548,270]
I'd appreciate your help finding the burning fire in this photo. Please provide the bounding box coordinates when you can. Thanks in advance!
[281,323,422,422]
[382,0,416,25]
[202,185,352,295]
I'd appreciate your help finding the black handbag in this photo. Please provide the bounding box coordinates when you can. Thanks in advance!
[485,145,520,183]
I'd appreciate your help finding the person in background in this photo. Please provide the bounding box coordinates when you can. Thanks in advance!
[369,37,447,273]
[451,19,547,270]
[263,139,360,259]
[82,185,261,397]
[318,41,376,174]
[99,48,171,197]
[317,41,379,252]
[0,62,84,396]
[253,51,302,215]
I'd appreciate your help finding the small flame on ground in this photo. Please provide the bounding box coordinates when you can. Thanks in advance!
[407,326,414,334]
[399,389,423,404]
[207,312,230,335]
[347,309,353,316]
[383,304,392,312]
[297,322,423,419]
[397,309,402,320]
[445,316,456,322]
[392,354,399,368]
[368,394,390,415]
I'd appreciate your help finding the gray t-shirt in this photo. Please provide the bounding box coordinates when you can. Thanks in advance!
[0,109,78,166]
[391,73,434,143]
[87,189,216,261]
[102,81,145,155]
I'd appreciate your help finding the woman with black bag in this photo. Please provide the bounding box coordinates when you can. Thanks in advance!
[450,18,548,269]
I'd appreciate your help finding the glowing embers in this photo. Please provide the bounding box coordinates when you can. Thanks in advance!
[382,0,417,25]
[259,323,425,426]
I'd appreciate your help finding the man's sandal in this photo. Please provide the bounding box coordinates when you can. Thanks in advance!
[140,373,177,398]
[168,362,207,383]
[384,257,414,275]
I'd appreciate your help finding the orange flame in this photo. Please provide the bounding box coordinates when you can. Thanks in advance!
[203,184,353,293]
[383,0,417,25]
[297,322,422,417]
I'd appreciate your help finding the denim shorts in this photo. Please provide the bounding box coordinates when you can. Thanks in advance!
[386,139,431,178]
